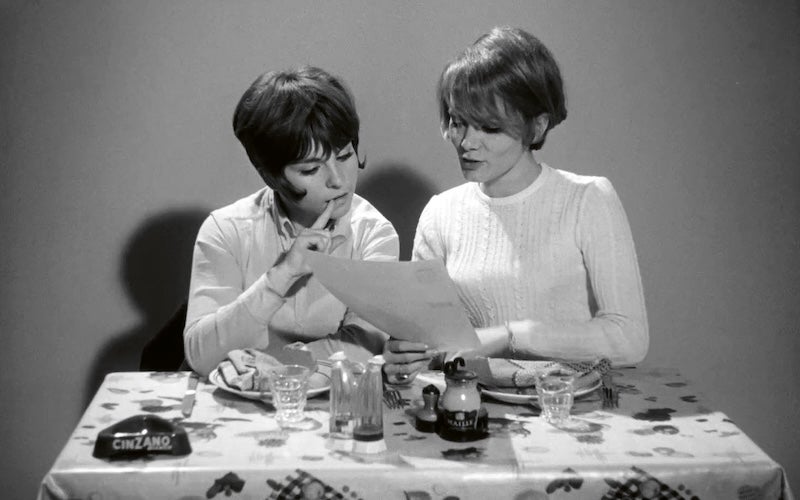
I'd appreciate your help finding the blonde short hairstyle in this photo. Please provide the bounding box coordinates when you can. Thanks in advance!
[437,27,567,150]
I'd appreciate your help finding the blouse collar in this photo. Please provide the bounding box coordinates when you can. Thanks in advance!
[265,189,352,241]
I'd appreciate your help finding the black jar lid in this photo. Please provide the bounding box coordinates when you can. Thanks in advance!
[443,357,477,381]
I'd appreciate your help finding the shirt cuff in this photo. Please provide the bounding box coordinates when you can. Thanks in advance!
[238,272,288,324]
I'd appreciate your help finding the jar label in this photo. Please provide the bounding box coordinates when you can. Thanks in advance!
[438,408,489,442]
[443,409,480,430]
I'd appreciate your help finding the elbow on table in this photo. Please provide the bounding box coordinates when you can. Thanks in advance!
[183,327,216,378]
[185,356,215,379]
[618,342,648,366]
[616,320,649,366]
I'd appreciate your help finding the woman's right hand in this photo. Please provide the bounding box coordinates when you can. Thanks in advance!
[276,201,347,281]
[383,339,439,385]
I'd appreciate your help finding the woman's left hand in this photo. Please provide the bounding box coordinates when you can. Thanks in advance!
[382,339,438,385]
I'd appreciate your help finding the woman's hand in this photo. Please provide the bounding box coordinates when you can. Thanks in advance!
[383,339,439,385]
[274,201,347,282]
[446,325,511,361]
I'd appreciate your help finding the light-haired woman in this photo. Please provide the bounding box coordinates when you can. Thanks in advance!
[384,27,648,383]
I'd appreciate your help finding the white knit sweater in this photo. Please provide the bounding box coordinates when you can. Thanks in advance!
[413,164,648,365]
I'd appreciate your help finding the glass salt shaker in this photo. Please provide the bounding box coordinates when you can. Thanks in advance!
[353,355,386,453]
[328,351,356,440]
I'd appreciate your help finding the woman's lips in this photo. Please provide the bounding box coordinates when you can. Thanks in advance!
[460,158,483,169]
[328,193,350,205]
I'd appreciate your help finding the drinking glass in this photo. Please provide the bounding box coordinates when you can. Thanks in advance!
[263,365,311,427]
[535,370,575,425]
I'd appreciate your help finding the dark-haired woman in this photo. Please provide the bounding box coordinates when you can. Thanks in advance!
[384,27,648,383]
[185,66,398,377]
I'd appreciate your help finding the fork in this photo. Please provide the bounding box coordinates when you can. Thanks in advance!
[601,373,619,409]
[383,387,405,410]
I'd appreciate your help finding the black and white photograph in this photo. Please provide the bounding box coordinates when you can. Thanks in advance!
[2,1,798,498]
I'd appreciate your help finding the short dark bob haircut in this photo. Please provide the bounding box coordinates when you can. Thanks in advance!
[233,65,364,199]
[437,26,567,150]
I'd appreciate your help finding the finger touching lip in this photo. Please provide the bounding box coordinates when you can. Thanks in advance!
[328,193,351,207]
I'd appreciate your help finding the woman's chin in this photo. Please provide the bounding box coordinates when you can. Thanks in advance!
[332,202,351,221]
[331,194,353,216]
[461,170,485,183]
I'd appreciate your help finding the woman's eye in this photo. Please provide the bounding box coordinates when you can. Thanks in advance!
[336,151,354,162]
[300,166,320,176]
[482,126,501,134]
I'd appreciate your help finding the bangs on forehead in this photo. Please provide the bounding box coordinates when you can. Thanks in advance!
[441,60,523,134]
[287,111,354,164]
[448,87,507,127]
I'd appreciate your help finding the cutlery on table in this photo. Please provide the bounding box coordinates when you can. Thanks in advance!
[182,372,200,418]
[601,373,618,409]
[383,386,405,410]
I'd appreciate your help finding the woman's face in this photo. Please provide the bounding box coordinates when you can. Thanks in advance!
[281,142,359,228]
[447,114,532,194]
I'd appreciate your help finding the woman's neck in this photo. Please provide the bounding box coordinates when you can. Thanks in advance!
[480,151,542,198]
[276,193,313,231]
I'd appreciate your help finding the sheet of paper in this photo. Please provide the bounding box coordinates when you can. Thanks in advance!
[304,251,480,350]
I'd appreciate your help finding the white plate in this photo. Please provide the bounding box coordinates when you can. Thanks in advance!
[480,379,601,404]
[415,370,600,405]
[208,367,331,401]
[415,371,447,391]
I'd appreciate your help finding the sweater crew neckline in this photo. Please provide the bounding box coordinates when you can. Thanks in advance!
[472,163,552,205]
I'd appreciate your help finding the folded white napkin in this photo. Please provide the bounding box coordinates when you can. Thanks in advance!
[217,349,284,392]
[464,358,611,392]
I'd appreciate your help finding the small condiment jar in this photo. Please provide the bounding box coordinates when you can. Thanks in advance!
[414,384,440,433]
[437,357,488,442]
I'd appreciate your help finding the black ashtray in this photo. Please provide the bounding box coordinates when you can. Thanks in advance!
[93,414,191,459]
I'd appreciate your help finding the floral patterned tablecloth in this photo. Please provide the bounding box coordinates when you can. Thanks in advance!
[38,366,793,500]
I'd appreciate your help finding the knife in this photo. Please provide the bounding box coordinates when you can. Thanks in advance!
[181,372,199,418]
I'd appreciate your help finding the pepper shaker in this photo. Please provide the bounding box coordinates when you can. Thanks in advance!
[415,384,440,433]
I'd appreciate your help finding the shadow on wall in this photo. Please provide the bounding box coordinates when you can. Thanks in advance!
[357,163,438,261]
[82,165,435,406]
[83,207,210,408]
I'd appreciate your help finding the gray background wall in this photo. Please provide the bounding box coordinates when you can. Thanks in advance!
[2,1,798,497]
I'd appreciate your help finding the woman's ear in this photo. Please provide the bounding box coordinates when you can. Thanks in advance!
[532,113,550,144]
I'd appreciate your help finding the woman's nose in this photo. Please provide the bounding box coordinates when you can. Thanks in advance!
[460,126,481,150]
[326,162,344,188]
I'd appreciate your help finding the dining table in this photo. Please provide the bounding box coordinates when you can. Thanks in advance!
[38,364,793,500]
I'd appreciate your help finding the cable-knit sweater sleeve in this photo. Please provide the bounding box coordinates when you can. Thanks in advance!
[511,178,649,365]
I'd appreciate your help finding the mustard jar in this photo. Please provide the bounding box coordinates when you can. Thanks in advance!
[437,357,489,442]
